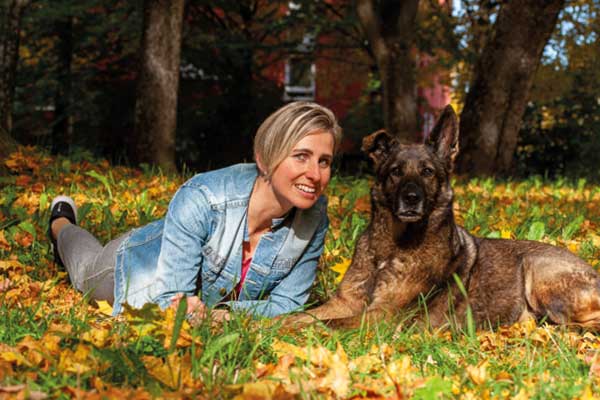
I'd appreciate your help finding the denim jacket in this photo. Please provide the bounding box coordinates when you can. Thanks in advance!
[112,163,328,317]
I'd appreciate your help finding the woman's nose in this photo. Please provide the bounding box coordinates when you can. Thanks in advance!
[304,161,321,181]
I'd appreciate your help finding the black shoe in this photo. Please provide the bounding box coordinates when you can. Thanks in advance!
[48,196,78,268]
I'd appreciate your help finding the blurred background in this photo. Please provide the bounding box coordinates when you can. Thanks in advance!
[0,0,598,178]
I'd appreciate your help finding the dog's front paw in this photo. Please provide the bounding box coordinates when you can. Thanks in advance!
[277,313,317,328]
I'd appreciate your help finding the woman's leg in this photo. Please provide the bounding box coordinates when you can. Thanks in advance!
[57,225,126,304]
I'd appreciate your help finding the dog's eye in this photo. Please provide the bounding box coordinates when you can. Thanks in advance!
[390,167,402,177]
[421,167,434,177]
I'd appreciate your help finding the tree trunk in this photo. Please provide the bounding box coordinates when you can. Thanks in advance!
[0,126,17,175]
[356,0,419,141]
[52,15,74,154]
[0,0,28,136]
[133,0,184,173]
[456,0,566,176]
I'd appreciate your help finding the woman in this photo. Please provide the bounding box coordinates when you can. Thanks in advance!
[48,101,342,323]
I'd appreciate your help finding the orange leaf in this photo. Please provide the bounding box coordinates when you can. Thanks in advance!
[0,231,10,251]
[15,175,32,186]
[14,232,33,247]
[354,196,371,213]
[31,182,45,193]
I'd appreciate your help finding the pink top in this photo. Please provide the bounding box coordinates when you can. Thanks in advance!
[236,241,252,294]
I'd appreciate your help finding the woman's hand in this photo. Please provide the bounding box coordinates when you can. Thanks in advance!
[210,309,231,323]
[0,278,10,292]
[169,294,232,326]
[170,293,207,325]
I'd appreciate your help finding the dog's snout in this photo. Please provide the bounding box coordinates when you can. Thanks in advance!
[403,191,421,205]
[401,182,423,206]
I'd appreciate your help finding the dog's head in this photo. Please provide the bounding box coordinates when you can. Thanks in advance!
[362,105,459,223]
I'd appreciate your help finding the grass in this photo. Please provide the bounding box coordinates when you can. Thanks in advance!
[0,146,600,398]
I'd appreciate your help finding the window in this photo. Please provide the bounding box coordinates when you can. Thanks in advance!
[284,57,315,101]
[284,32,316,101]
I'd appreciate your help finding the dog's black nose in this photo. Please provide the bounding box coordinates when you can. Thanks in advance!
[401,182,423,205]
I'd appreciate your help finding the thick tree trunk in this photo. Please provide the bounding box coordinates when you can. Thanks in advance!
[52,15,74,154]
[133,0,184,173]
[0,0,28,136]
[457,0,565,175]
[0,126,17,174]
[357,0,419,141]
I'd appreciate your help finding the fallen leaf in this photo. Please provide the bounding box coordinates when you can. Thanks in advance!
[330,258,351,283]
[95,300,114,316]
[142,353,191,390]
[466,361,488,385]
[0,231,10,251]
[15,175,32,186]
[14,231,33,247]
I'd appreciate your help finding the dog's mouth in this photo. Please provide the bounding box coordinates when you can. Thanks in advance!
[396,210,423,222]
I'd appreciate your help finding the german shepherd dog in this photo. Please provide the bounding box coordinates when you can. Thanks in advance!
[286,105,600,330]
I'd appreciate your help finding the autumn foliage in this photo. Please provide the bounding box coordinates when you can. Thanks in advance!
[1,146,600,398]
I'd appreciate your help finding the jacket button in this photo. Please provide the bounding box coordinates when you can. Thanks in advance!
[219,288,227,296]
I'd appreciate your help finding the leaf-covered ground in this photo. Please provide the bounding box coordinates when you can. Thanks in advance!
[1,146,600,399]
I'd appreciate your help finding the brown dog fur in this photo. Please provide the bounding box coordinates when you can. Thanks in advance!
[286,105,600,330]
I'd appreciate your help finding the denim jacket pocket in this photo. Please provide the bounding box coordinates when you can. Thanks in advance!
[266,257,297,285]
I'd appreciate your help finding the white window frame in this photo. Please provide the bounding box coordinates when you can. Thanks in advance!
[284,31,316,101]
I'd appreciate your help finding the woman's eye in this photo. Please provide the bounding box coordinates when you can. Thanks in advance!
[294,153,308,162]
[422,167,434,177]
[319,159,331,168]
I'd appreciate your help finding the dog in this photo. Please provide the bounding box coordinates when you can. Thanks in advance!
[285,105,600,330]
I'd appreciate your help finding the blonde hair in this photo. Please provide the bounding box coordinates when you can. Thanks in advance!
[254,101,342,178]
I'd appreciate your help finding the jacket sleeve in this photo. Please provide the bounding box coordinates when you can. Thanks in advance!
[227,211,329,317]
[152,185,211,310]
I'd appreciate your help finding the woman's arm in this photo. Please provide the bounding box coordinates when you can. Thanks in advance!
[227,214,329,317]
[152,185,212,309]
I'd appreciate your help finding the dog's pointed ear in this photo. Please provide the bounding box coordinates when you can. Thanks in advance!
[362,129,393,165]
[426,105,459,169]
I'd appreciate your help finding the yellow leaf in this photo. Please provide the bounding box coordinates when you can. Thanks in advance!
[466,360,488,385]
[0,260,24,272]
[500,229,512,239]
[142,353,190,390]
[81,327,110,348]
[272,338,307,360]
[95,300,114,316]
[385,356,417,385]
[567,241,580,254]
[589,233,600,248]
[0,351,31,367]
[580,385,595,400]
[41,334,62,355]
[58,344,93,374]
[349,353,381,374]
[317,343,350,397]
[236,381,283,399]
[330,258,351,283]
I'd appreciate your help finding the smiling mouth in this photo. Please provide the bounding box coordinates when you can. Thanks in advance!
[295,184,317,194]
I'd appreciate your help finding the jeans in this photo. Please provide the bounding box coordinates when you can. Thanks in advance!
[57,224,127,304]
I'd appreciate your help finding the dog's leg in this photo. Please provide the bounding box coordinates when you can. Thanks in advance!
[524,251,600,330]
[326,278,432,329]
[281,236,376,327]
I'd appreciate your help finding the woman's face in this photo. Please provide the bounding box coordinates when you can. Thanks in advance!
[269,130,334,211]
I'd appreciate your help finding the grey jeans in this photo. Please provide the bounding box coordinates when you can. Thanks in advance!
[57,224,127,304]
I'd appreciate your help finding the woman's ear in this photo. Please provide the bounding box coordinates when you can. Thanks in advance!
[255,154,267,177]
